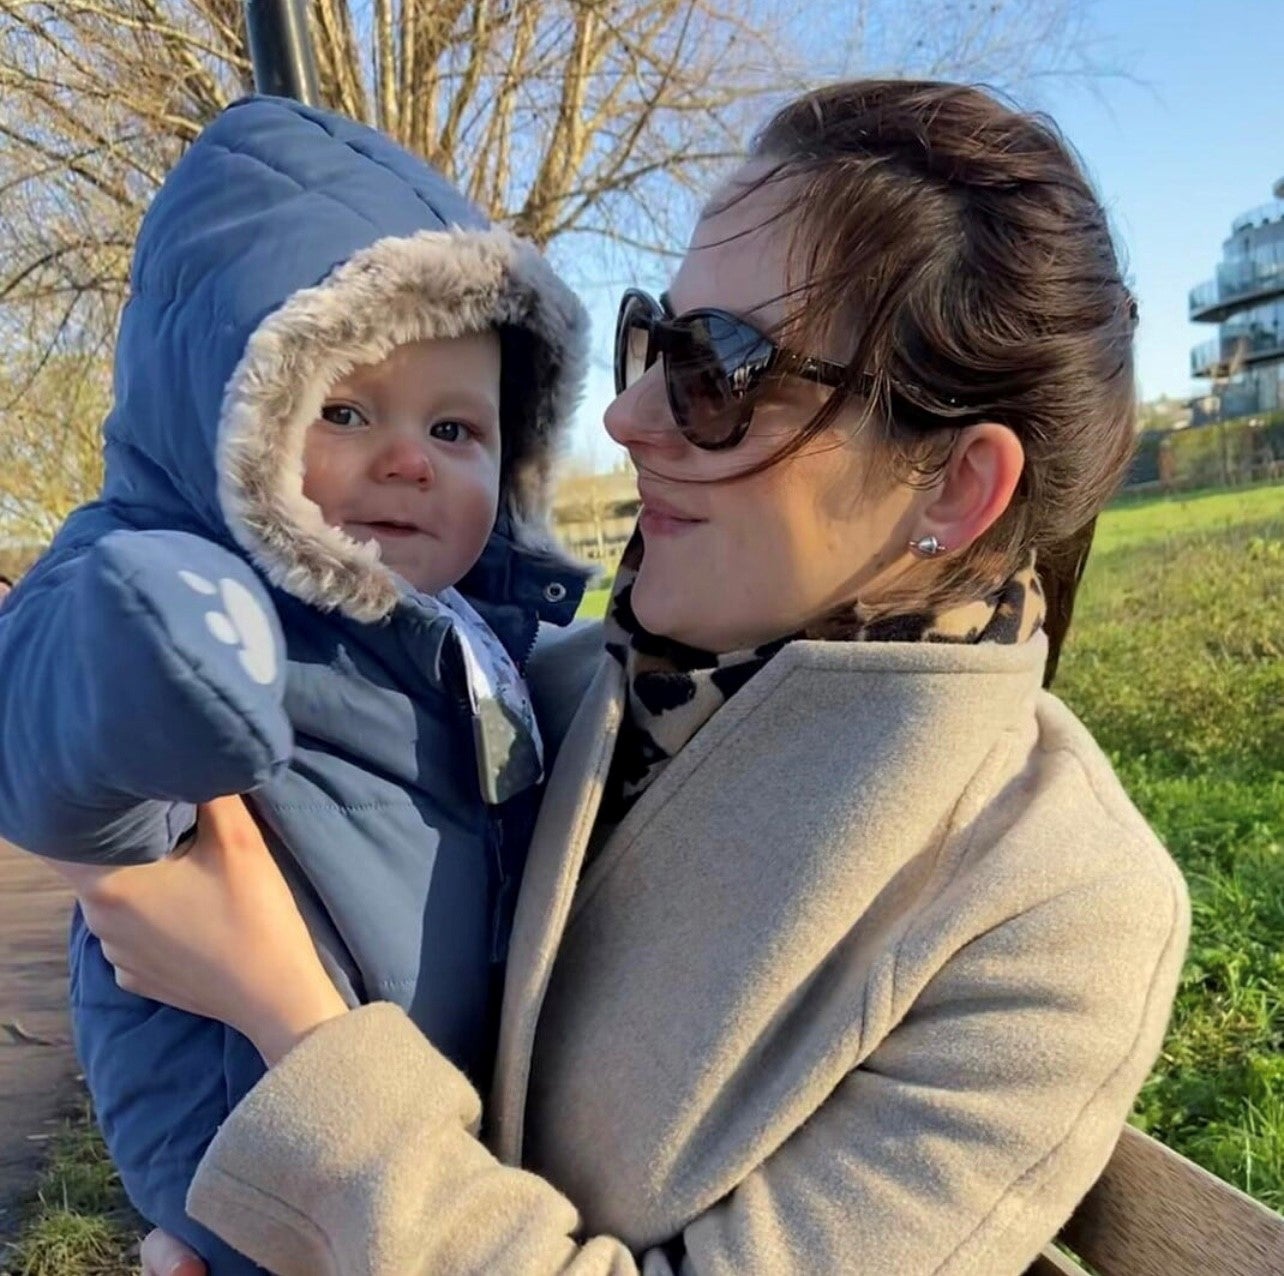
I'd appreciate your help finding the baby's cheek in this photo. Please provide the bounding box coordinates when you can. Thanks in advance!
[300,433,347,524]
[462,466,502,545]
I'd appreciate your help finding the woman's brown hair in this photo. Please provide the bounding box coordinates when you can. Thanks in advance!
[740,80,1137,685]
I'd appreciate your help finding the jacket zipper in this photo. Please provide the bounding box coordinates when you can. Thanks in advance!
[488,812,515,965]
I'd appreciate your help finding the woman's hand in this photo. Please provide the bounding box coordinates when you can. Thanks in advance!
[57,796,347,1065]
[140,1227,207,1276]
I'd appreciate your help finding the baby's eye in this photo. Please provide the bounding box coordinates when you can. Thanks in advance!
[320,403,368,429]
[429,420,471,443]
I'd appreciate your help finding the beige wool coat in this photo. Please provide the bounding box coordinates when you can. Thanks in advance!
[187,624,1189,1276]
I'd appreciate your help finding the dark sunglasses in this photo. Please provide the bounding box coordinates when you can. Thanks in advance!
[613,288,853,451]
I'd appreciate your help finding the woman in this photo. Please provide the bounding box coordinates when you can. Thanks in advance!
[73,80,1189,1276]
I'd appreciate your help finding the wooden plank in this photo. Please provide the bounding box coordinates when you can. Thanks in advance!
[1060,1125,1284,1276]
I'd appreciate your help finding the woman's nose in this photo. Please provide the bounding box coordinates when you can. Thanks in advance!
[603,363,682,455]
[375,434,434,488]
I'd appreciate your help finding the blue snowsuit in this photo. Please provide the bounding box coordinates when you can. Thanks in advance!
[0,97,589,1273]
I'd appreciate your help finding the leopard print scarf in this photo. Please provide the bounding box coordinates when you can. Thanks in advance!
[599,532,1046,829]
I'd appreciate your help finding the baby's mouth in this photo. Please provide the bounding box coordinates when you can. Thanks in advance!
[348,520,425,540]
[368,521,419,537]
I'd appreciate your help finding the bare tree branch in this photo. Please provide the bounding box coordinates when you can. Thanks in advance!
[373,0,397,132]
[0,0,1108,536]
[436,0,493,180]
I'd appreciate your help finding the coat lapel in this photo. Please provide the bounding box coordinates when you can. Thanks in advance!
[489,653,625,1161]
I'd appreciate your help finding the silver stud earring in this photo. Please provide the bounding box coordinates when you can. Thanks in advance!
[909,534,947,558]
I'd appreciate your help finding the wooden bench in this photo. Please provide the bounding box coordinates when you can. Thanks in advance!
[1028,1125,1284,1275]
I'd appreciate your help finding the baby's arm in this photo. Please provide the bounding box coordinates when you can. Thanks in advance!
[0,529,292,863]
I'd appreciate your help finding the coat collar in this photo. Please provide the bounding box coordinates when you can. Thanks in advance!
[458,519,592,668]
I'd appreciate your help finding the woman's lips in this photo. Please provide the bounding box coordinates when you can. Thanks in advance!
[639,506,704,537]
[637,482,706,537]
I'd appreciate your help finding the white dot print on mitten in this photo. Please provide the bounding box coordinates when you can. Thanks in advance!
[178,570,278,686]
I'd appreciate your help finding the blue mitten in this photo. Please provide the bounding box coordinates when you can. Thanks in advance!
[0,530,292,863]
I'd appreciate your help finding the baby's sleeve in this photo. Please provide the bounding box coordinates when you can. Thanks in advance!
[0,529,293,863]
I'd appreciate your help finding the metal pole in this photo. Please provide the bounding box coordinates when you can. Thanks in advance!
[244,0,321,105]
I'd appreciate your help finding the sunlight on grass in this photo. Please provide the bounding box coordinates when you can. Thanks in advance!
[1058,481,1284,1207]
[2,1102,140,1276]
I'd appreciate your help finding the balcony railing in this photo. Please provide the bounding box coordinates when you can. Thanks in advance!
[1192,339,1221,377]
[1231,199,1284,234]
[1189,256,1284,320]
[1191,326,1284,377]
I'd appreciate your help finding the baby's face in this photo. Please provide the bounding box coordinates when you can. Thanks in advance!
[303,333,502,594]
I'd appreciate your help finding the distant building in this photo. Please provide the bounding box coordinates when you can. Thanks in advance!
[550,467,639,566]
[1189,177,1284,419]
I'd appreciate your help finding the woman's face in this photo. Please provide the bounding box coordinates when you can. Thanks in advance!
[604,168,927,653]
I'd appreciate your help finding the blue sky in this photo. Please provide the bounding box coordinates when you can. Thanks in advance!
[561,0,1283,466]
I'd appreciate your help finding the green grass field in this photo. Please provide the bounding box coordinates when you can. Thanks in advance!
[1,1103,140,1275]
[5,485,1281,1273]
[579,580,612,620]
[1056,484,1284,1208]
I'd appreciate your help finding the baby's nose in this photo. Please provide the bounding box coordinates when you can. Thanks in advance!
[378,436,434,487]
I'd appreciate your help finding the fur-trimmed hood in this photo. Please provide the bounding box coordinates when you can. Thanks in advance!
[100,96,589,622]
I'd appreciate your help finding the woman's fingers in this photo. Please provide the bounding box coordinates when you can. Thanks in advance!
[61,792,347,1059]
[140,1227,207,1275]
[56,793,345,1061]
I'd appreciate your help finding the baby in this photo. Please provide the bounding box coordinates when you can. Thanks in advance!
[0,97,588,1274]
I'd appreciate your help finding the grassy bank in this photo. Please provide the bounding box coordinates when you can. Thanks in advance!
[1056,484,1284,1207]
[1,1100,139,1275]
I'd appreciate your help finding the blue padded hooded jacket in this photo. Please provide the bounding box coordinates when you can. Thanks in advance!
[0,96,589,1273]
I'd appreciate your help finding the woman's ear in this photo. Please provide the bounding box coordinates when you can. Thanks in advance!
[916,423,1024,554]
